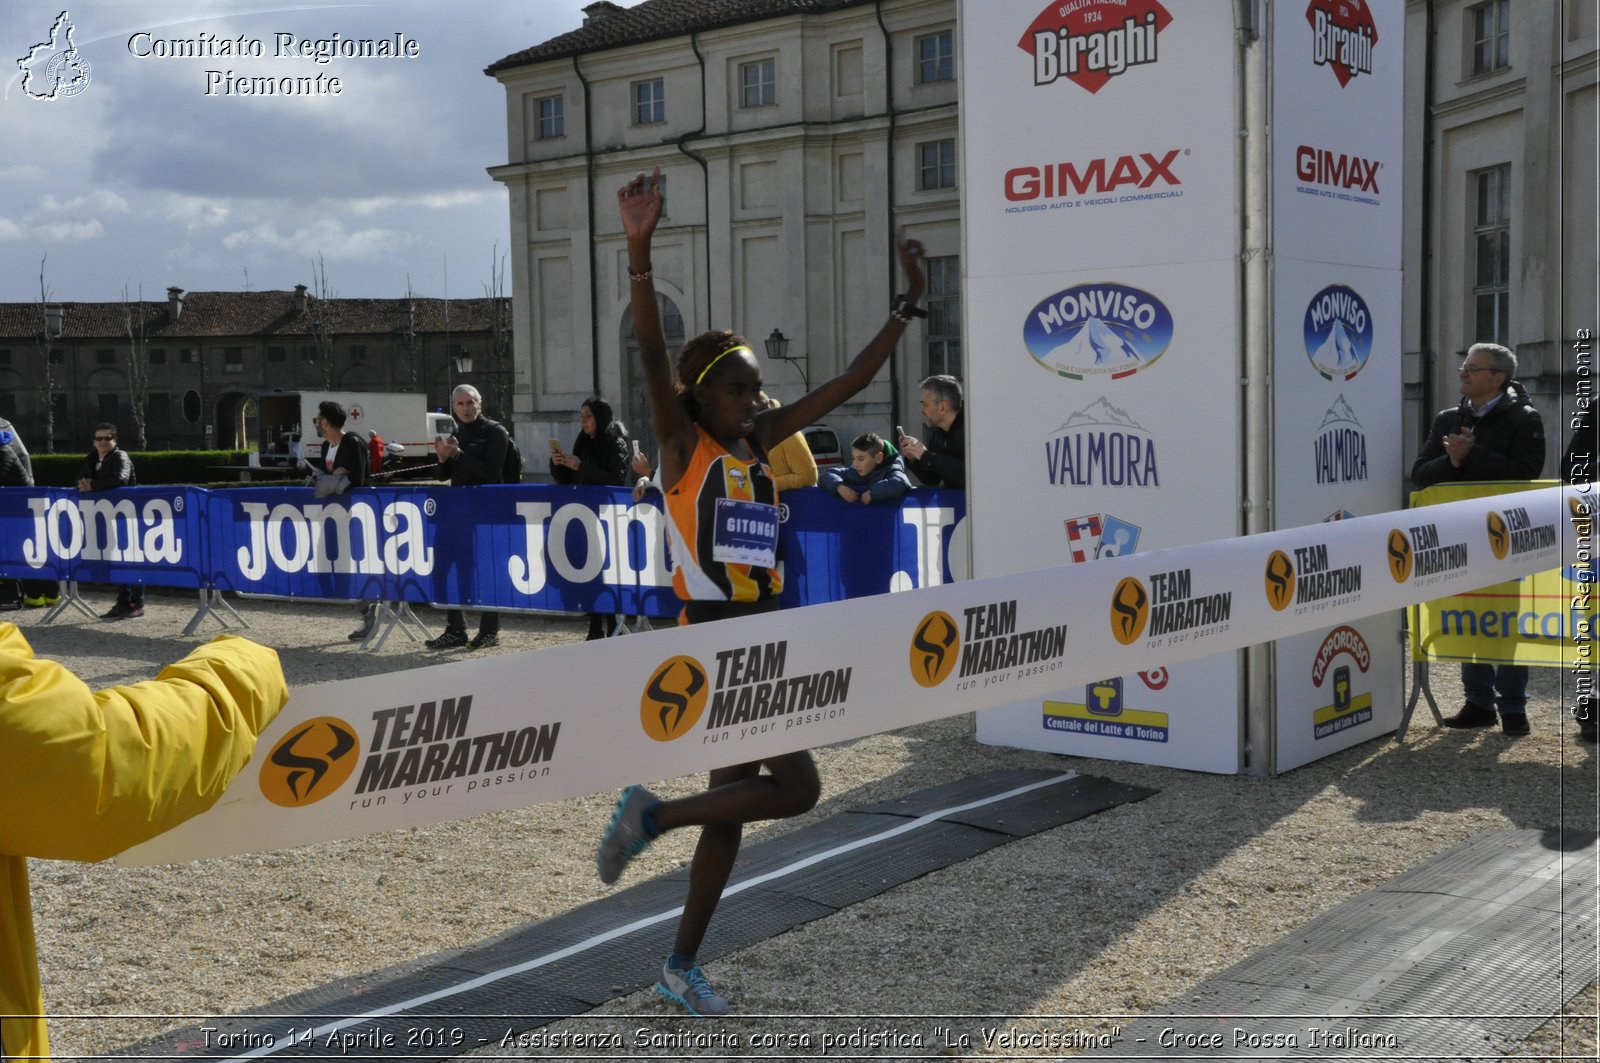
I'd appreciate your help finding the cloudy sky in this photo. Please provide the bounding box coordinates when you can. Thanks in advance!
[1,0,587,303]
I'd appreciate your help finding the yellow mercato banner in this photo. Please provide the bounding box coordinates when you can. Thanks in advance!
[1410,480,1597,666]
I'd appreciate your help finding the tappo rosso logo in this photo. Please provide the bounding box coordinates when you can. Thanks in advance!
[1306,0,1377,87]
[1020,0,1173,95]
[260,716,361,808]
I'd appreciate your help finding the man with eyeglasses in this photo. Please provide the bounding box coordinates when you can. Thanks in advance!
[77,424,143,620]
[1412,342,1546,736]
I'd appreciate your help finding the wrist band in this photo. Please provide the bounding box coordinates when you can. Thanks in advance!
[628,266,652,282]
[891,295,927,324]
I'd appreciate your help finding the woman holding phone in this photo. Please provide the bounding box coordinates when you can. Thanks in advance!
[594,165,924,1016]
[550,396,633,638]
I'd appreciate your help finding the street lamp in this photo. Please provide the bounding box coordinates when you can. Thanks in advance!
[44,304,63,339]
[763,328,808,391]
[452,350,473,375]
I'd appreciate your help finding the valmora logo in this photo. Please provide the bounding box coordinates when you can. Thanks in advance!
[1306,0,1377,87]
[640,656,709,742]
[260,716,362,808]
[1386,528,1413,582]
[1110,576,1149,645]
[910,611,961,688]
[1019,0,1172,95]
[1025,284,1174,380]
[1004,149,1183,202]
[1295,145,1381,194]
[1264,550,1296,612]
[1303,284,1373,381]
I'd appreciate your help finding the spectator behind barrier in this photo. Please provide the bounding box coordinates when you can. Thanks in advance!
[77,423,143,620]
[898,374,965,488]
[427,384,508,651]
[819,432,911,505]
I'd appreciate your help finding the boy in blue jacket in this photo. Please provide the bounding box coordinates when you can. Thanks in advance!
[820,432,912,504]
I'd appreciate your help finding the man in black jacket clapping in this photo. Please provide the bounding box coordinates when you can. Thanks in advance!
[427,385,509,650]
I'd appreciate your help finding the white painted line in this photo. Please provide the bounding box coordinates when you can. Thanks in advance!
[217,771,1079,1060]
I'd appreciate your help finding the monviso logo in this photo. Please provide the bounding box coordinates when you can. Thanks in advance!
[260,716,362,808]
[640,655,710,741]
[17,11,92,100]
[1024,284,1174,381]
[1019,0,1173,95]
[1303,284,1372,381]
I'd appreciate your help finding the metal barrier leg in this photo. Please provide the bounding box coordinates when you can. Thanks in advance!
[183,588,250,636]
[363,601,432,652]
[1397,660,1443,741]
[40,580,97,624]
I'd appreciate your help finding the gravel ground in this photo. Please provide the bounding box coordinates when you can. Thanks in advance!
[6,588,1597,1062]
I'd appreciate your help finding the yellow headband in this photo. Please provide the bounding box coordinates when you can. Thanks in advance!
[694,345,753,385]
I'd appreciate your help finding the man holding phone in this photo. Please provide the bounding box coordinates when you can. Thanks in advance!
[898,374,966,489]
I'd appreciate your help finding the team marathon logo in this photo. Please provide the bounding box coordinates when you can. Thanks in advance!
[1294,145,1383,206]
[1109,570,1232,649]
[1314,396,1368,485]
[1064,512,1142,563]
[1263,542,1362,616]
[1486,505,1557,561]
[641,643,851,745]
[908,601,1069,692]
[1305,0,1377,87]
[1310,626,1373,739]
[1303,284,1373,381]
[1019,0,1172,94]
[1044,398,1161,489]
[1025,284,1174,381]
[1003,148,1186,215]
[1044,676,1170,743]
[1386,522,1469,586]
[259,695,562,809]
[16,11,92,100]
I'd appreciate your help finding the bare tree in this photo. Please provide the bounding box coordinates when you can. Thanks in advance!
[310,253,338,389]
[401,278,422,390]
[31,258,59,453]
[122,285,152,449]
[483,245,513,427]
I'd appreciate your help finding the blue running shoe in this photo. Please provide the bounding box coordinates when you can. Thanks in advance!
[596,785,656,885]
[655,961,730,1017]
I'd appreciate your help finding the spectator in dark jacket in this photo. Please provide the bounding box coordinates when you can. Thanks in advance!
[552,397,633,640]
[427,385,510,650]
[1411,343,1545,736]
[820,432,912,504]
[898,374,965,488]
[76,424,143,620]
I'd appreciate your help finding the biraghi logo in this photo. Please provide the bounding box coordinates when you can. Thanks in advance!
[908,601,1069,692]
[641,643,851,744]
[1306,0,1377,87]
[1303,284,1372,381]
[1019,0,1172,95]
[1025,284,1173,380]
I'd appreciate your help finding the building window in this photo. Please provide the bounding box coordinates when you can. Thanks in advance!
[1470,0,1510,75]
[924,255,962,379]
[916,30,954,84]
[300,345,317,362]
[149,347,166,365]
[740,58,775,108]
[98,393,119,421]
[148,393,170,426]
[180,348,198,365]
[347,344,367,364]
[536,94,564,139]
[96,348,115,366]
[48,347,64,365]
[634,78,665,124]
[918,139,957,191]
[267,345,286,363]
[1473,164,1511,345]
[223,347,244,374]
[0,349,10,366]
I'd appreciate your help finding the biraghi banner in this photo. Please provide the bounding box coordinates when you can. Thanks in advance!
[116,485,1580,865]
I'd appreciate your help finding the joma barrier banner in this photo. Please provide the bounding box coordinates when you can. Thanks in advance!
[116,485,1580,865]
[1410,480,1597,666]
[0,485,965,615]
[0,486,207,588]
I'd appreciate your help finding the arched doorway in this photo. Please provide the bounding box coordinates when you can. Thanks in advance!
[213,392,253,450]
[620,293,684,457]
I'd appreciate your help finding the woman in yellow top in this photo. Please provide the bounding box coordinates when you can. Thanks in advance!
[0,625,288,1061]
[595,166,924,1016]
[760,393,819,491]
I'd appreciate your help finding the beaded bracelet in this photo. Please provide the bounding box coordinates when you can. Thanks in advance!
[628,266,652,282]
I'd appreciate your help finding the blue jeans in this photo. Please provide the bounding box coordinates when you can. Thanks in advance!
[1461,663,1528,716]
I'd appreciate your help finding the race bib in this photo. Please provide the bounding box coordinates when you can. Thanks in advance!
[712,497,779,568]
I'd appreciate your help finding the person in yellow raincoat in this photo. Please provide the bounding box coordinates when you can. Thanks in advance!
[0,623,288,1061]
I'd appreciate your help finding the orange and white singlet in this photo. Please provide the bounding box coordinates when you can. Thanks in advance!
[663,426,783,603]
